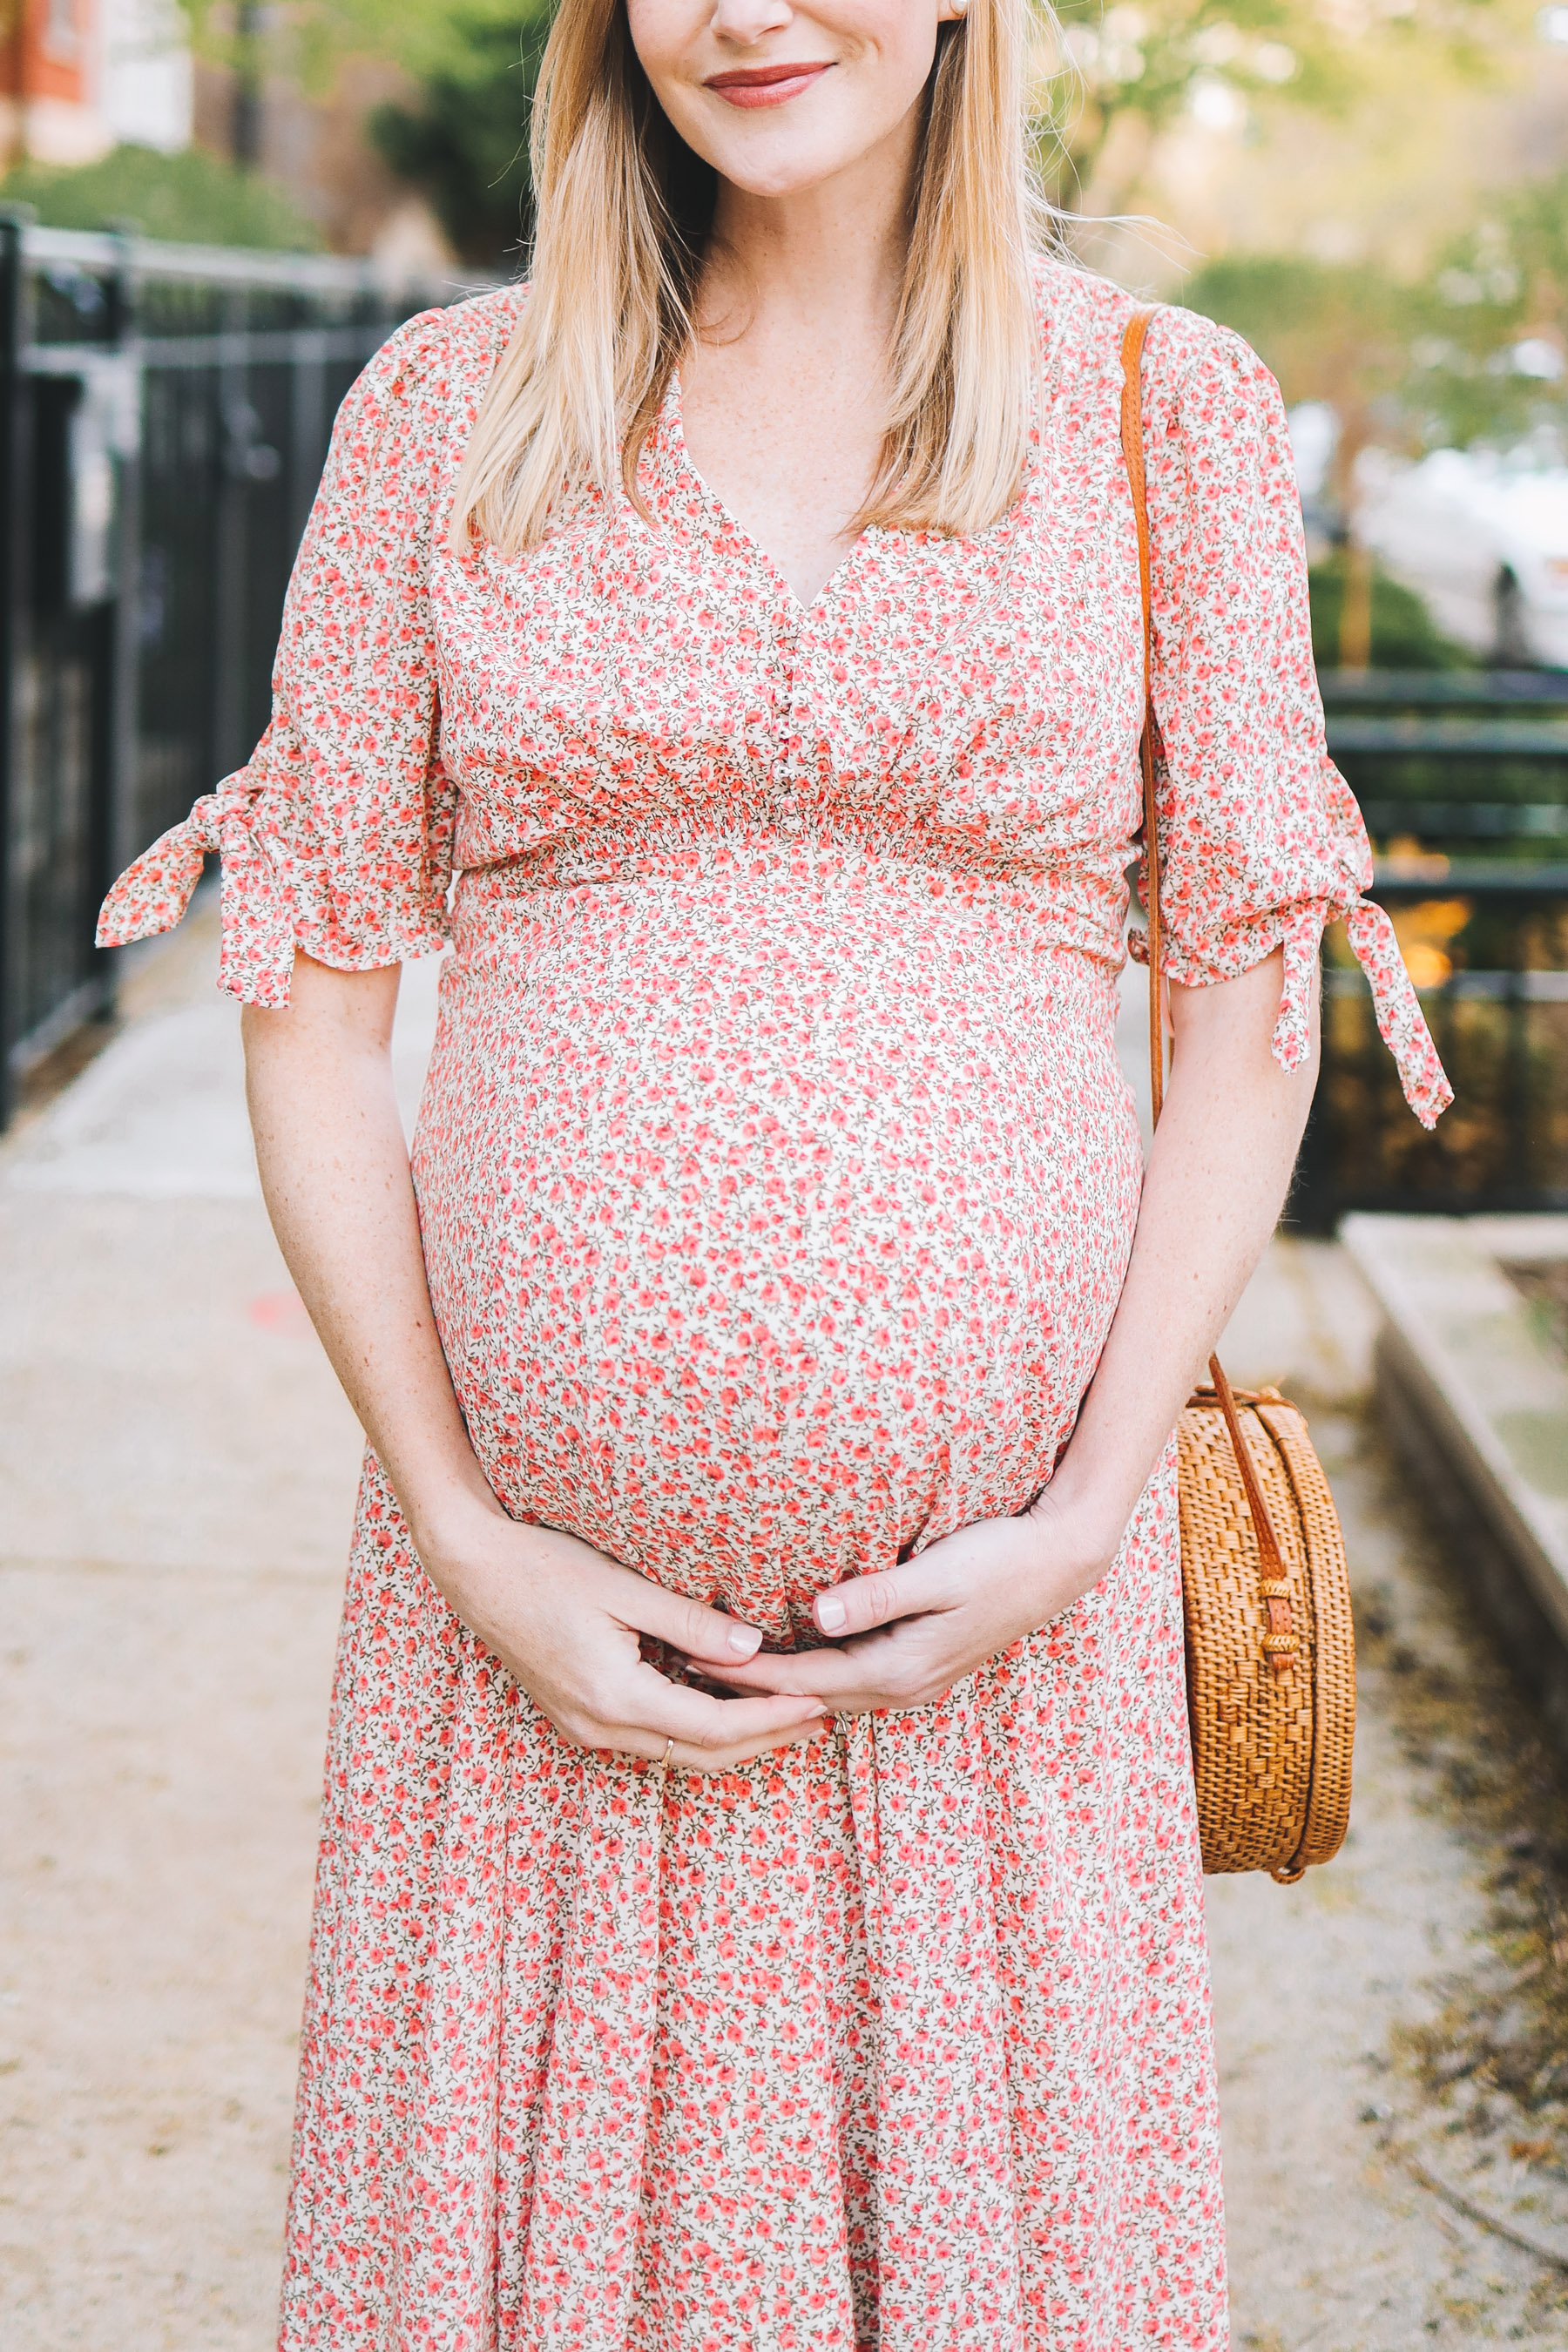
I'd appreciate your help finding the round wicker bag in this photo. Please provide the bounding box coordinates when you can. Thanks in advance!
[1122,306,1357,1882]
[1178,1374,1356,1881]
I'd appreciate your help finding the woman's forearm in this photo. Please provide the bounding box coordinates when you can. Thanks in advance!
[1045,947,1319,1567]
[241,952,504,1558]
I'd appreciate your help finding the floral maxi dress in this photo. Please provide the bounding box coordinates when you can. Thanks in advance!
[100,262,1450,2352]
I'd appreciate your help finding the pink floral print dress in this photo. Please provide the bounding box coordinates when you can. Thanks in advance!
[100,260,1450,2352]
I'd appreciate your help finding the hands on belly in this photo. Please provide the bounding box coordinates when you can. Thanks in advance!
[424,1504,828,1772]
[433,1488,1109,1767]
[679,1490,1112,1717]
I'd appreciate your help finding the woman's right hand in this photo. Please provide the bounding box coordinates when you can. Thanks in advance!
[420,1498,828,1773]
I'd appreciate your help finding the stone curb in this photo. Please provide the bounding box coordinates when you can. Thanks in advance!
[1342,1212,1568,1744]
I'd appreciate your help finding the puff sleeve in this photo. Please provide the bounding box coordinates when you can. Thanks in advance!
[98,307,457,1005]
[1132,310,1451,1129]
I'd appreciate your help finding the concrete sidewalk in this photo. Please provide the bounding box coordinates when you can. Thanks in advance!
[5,911,1568,2349]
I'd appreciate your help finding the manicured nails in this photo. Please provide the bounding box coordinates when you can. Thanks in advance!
[817,1595,847,1632]
[726,1624,761,1656]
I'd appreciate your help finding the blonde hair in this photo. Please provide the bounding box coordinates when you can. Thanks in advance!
[449,0,1051,557]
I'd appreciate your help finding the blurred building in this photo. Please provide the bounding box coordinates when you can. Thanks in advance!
[0,0,191,164]
[0,0,446,264]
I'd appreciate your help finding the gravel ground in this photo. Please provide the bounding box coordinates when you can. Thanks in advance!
[4,910,1568,2349]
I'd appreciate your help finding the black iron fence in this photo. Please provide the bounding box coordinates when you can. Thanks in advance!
[1325,667,1568,849]
[1294,869,1568,1227]
[0,213,473,1125]
[1292,671,1568,1228]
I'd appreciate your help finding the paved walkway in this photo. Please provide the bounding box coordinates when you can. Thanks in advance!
[5,908,1568,2348]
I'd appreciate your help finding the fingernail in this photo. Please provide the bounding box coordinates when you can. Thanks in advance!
[727,1625,761,1655]
[817,1596,847,1632]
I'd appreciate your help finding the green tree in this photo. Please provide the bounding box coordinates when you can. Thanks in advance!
[1183,181,1568,463]
[368,3,551,265]
[1179,253,1415,411]
[1037,0,1348,211]
[178,0,547,110]
[1035,0,1521,228]
[173,0,551,266]
[1401,169,1568,452]
[1306,552,1473,672]
[0,141,321,249]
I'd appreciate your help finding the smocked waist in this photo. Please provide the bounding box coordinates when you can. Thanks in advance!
[449,822,1135,966]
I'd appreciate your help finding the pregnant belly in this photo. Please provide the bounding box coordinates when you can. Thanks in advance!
[413,858,1143,1636]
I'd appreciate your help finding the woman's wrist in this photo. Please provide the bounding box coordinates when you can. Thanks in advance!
[404,1472,513,1592]
[1024,1470,1131,1605]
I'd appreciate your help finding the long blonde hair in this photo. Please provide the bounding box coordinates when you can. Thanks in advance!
[449,0,1050,557]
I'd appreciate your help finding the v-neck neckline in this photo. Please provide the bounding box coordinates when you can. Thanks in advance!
[664,372,872,623]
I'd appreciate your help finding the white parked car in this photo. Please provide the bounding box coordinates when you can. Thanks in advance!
[1356,447,1568,667]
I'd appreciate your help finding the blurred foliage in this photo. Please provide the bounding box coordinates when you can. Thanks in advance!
[1036,0,1350,206]
[1307,551,1474,672]
[1183,172,1568,463]
[0,142,322,249]
[368,3,551,265]
[172,0,550,263]
[1181,252,1413,421]
[1033,0,1507,215]
[179,0,550,98]
[1402,170,1568,452]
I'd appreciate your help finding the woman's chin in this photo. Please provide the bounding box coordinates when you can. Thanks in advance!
[666,87,920,206]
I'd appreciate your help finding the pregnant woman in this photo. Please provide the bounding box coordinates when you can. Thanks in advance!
[100,0,1449,2342]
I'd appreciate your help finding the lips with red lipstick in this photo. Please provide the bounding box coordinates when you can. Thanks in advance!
[704,58,834,108]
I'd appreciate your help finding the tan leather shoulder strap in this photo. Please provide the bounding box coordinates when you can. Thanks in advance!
[1118,306,1164,1127]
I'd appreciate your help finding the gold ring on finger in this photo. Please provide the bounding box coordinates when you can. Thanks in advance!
[662,1736,674,1769]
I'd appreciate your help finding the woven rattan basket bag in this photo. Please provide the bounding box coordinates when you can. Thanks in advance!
[1121,308,1356,1883]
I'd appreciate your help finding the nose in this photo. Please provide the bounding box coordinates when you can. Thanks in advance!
[706,0,796,44]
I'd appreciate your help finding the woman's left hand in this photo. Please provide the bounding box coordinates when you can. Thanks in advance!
[680,1491,1118,1717]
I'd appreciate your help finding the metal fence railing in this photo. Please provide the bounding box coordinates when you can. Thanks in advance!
[1293,868,1568,1229]
[0,213,476,1125]
[1291,672,1568,1227]
[1322,668,1568,843]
